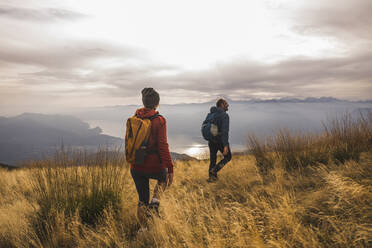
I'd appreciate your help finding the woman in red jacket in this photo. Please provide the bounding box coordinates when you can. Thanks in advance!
[130,88,174,226]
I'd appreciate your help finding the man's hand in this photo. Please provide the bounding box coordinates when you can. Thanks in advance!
[166,172,174,187]
[223,146,229,156]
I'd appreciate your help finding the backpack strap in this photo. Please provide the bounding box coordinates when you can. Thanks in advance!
[149,113,162,120]
[146,113,163,162]
[148,113,165,126]
[135,113,162,120]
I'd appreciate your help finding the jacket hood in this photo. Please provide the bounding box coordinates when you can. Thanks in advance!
[210,106,223,113]
[135,107,158,118]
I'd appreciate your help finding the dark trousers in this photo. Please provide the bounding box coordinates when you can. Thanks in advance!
[208,141,232,177]
[130,169,167,205]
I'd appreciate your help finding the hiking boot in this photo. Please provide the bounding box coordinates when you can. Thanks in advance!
[148,201,160,217]
[208,168,218,182]
[207,175,218,183]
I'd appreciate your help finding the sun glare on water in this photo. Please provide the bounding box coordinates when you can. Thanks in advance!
[185,144,208,159]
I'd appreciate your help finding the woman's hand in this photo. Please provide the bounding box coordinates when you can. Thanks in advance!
[223,146,229,156]
[166,172,174,187]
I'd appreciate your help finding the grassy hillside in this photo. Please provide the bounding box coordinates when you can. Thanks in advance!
[0,113,371,247]
[0,153,371,247]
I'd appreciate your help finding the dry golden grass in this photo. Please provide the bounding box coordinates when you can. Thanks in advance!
[0,151,371,247]
[248,112,372,173]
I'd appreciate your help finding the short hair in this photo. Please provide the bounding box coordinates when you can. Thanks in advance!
[142,87,160,109]
[216,98,226,107]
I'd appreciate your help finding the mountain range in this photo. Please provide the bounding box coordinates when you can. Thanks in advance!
[0,113,196,166]
[1,97,371,165]
[0,113,122,165]
[62,97,372,154]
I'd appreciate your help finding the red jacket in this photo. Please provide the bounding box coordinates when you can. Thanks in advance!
[130,108,174,173]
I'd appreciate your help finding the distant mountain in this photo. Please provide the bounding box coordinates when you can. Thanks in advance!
[0,113,122,165]
[170,97,351,105]
[249,97,342,103]
[0,113,114,145]
[170,152,198,161]
[0,162,17,170]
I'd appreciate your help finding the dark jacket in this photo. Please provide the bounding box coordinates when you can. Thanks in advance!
[130,108,174,173]
[209,106,230,147]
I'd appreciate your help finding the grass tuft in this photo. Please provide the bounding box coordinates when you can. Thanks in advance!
[248,112,372,174]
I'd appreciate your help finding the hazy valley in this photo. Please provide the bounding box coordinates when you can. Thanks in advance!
[65,97,372,155]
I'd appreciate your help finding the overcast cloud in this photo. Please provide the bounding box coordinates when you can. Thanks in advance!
[292,0,372,41]
[0,5,86,22]
[0,0,371,115]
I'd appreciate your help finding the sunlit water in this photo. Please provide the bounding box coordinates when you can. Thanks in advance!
[86,119,246,160]
[183,144,209,159]
[179,144,247,159]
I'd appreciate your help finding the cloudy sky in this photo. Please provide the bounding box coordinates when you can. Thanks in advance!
[1,0,371,115]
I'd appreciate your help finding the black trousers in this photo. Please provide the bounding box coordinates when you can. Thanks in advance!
[208,141,232,176]
[130,169,167,205]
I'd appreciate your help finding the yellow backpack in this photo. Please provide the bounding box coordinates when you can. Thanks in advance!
[125,114,159,165]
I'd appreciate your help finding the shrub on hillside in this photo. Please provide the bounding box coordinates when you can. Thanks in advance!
[323,113,372,164]
[247,135,274,175]
[248,112,372,173]
[31,148,127,230]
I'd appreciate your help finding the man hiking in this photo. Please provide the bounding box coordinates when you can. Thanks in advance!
[125,87,174,228]
[202,98,232,182]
